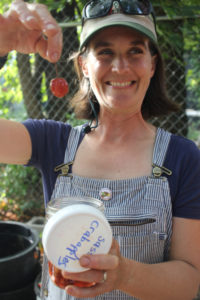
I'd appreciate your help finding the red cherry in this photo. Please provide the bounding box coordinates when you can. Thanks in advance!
[50,77,69,98]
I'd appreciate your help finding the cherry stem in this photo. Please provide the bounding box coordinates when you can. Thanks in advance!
[54,63,58,77]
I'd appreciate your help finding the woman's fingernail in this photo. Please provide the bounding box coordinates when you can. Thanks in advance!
[46,24,57,30]
[26,16,36,22]
[65,286,74,295]
[51,52,59,61]
[80,256,90,267]
[62,271,68,278]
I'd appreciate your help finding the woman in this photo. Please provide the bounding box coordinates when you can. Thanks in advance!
[0,1,200,300]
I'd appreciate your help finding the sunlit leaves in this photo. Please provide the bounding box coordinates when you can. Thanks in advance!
[0,52,24,119]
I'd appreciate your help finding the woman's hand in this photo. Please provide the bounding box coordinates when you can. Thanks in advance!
[61,239,126,298]
[0,0,62,62]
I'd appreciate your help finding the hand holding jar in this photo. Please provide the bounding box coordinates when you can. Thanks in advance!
[42,197,113,290]
[62,239,124,298]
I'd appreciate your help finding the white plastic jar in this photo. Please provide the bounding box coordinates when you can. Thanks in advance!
[42,196,112,289]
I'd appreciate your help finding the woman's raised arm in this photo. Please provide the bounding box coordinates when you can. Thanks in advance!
[0,119,31,164]
[0,0,63,164]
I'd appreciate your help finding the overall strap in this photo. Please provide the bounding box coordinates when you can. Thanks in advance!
[152,128,172,176]
[64,125,84,164]
[41,125,84,299]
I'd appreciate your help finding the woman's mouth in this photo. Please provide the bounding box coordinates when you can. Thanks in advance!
[106,81,135,87]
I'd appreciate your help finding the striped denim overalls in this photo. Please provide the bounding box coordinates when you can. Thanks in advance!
[42,125,173,300]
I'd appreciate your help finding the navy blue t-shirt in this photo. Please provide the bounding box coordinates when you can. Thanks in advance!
[23,119,200,220]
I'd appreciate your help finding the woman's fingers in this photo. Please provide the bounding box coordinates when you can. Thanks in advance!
[10,0,40,30]
[62,240,123,298]
[62,269,105,284]
[35,29,62,62]
[79,239,120,270]
[8,0,62,62]
[79,254,119,270]
[45,30,63,62]
[28,3,60,36]
[65,280,111,298]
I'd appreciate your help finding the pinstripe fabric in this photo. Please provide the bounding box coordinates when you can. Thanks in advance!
[152,128,171,166]
[42,127,173,300]
[64,125,83,164]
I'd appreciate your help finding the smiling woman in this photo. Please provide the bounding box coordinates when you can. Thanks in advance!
[0,1,200,300]
[70,26,177,121]
[79,27,157,117]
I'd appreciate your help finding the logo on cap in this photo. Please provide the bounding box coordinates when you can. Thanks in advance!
[109,1,122,15]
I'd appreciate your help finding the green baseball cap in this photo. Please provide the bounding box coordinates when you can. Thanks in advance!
[80,13,157,50]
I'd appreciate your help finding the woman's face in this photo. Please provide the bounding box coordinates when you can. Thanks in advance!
[80,26,157,116]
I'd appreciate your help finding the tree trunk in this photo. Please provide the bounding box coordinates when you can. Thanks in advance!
[17,53,44,119]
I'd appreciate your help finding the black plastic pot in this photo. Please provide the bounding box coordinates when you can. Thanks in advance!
[0,221,41,294]
[0,281,36,300]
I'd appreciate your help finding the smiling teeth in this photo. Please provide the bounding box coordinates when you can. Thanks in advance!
[110,81,132,87]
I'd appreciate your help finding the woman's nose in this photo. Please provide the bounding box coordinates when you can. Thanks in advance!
[112,55,130,73]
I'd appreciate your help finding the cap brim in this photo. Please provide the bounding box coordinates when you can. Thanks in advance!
[80,14,157,50]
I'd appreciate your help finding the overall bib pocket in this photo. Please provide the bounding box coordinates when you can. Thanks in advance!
[107,212,167,263]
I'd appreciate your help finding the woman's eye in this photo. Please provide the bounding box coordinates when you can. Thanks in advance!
[130,48,143,54]
[98,49,113,55]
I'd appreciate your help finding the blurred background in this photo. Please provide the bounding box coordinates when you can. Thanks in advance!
[0,0,200,222]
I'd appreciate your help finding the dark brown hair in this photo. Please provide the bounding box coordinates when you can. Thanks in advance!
[69,40,179,120]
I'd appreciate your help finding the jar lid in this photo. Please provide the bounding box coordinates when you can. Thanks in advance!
[42,204,112,273]
[46,196,105,219]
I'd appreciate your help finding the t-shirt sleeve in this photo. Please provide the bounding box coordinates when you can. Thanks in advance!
[172,138,200,219]
[22,119,71,204]
[22,119,71,169]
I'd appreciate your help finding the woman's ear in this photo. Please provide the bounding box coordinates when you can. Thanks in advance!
[78,55,89,78]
